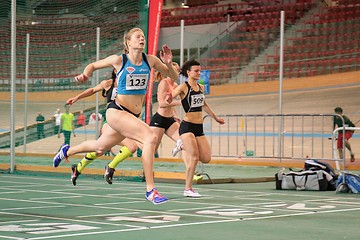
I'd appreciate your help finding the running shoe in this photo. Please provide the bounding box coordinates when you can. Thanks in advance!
[172,140,183,157]
[104,165,115,184]
[183,188,202,198]
[53,144,69,167]
[145,188,169,204]
[71,164,81,186]
[351,154,355,162]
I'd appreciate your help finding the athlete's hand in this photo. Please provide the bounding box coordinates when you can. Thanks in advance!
[174,117,181,123]
[216,116,225,125]
[165,92,173,104]
[66,97,78,105]
[159,45,173,64]
[75,73,89,83]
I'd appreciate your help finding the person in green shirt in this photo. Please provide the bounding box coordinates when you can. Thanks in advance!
[36,112,45,139]
[333,107,355,162]
[58,104,76,145]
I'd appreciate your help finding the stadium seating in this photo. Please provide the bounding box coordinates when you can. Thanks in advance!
[166,1,313,84]
[161,2,249,27]
[1,0,359,89]
[248,1,360,81]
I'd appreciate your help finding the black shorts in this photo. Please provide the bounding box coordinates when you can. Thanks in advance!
[107,100,140,118]
[179,120,204,137]
[150,112,176,131]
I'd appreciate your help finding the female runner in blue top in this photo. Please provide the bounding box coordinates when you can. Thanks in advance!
[54,28,178,204]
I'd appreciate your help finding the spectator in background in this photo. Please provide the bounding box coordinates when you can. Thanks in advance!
[333,107,355,162]
[53,108,62,135]
[88,112,102,124]
[224,3,235,17]
[76,110,86,127]
[36,112,45,139]
[58,104,76,145]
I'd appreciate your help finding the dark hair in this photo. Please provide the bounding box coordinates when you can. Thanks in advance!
[181,59,200,77]
[111,68,117,81]
[334,107,343,113]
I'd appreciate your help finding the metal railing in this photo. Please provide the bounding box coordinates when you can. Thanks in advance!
[204,114,339,159]
[199,113,359,183]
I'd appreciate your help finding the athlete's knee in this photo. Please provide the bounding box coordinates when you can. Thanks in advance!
[95,150,105,156]
[94,146,108,156]
[144,132,158,146]
[201,157,211,164]
[200,153,211,164]
[122,140,138,153]
[128,144,138,154]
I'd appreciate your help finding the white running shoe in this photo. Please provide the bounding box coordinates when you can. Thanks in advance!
[183,188,202,198]
[172,139,183,157]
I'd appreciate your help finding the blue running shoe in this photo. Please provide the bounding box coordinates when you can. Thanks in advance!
[145,188,168,204]
[53,144,69,167]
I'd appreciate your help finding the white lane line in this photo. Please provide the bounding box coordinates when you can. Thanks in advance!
[0,187,140,199]
[168,206,218,212]
[0,191,28,194]
[243,201,286,206]
[0,211,142,228]
[242,207,360,221]
[2,206,65,211]
[94,200,144,205]
[23,219,240,240]
[77,212,140,218]
[0,220,37,224]
[30,196,83,201]
[326,200,360,206]
[0,235,26,240]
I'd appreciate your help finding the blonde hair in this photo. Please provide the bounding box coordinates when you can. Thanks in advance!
[122,28,144,54]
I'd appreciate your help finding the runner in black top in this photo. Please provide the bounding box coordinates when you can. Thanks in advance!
[168,59,225,197]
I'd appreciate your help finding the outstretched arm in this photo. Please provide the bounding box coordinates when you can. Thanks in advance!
[203,101,225,125]
[75,55,120,83]
[149,45,179,82]
[66,80,109,105]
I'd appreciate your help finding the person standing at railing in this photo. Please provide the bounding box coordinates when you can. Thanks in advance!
[76,110,86,127]
[167,59,225,197]
[53,108,62,135]
[333,107,355,162]
[36,112,45,139]
[59,104,76,145]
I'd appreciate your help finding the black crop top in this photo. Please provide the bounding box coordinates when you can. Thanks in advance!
[181,81,205,113]
[102,79,117,103]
